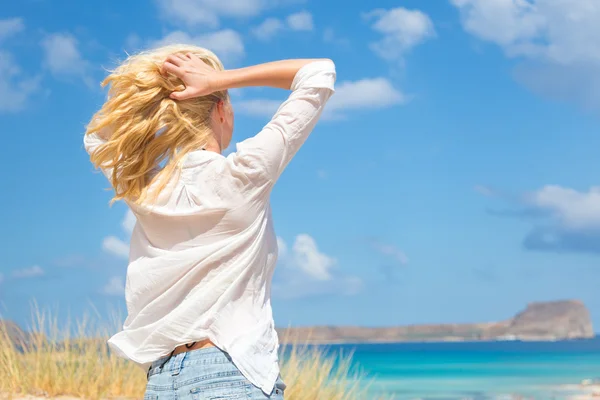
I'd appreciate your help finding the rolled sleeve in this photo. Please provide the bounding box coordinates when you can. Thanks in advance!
[229,59,336,186]
[290,60,336,92]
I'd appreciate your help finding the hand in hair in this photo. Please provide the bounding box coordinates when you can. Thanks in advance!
[162,53,220,100]
[164,55,330,102]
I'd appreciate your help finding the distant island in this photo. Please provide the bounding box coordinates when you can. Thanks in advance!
[277,300,595,344]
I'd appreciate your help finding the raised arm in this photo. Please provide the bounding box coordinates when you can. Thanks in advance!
[164,55,337,185]
[162,56,329,99]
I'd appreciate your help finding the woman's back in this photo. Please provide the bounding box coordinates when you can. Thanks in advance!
[127,150,266,252]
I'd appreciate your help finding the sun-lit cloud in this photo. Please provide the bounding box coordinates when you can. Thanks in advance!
[364,7,435,62]
[481,184,600,254]
[156,0,288,28]
[102,210,136,259]
[286,11,314,31]
[41,33,91,85]
[252,11,314,41]
[526,186,600,231]
[327,77,407,118]
[102,236,130,259]
[451,0,600,110]
[252,18,285,41]
[273,234,363,299]
[235,99,281,117]
[0,18,40,113]
[0,51,41,112]
[151,30,245,64]
[0,18,24,42]
[236,76,406,120]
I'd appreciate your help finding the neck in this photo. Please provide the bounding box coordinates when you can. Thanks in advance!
[203,135,222,154]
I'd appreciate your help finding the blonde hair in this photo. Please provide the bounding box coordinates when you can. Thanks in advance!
[85,44,228,205]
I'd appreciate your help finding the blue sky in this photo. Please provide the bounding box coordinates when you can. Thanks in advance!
[1,0,600,333]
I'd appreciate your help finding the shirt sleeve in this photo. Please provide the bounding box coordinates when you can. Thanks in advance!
[228,59,336,185]
[83,130,114,180]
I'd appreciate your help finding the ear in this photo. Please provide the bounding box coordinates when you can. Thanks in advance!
[216,100,226,123]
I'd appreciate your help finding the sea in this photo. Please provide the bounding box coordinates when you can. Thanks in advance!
[319,337,600,400]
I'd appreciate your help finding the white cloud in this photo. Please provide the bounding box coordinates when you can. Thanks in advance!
[0,51,40,112]
[482,184,600,254]
[102,210,137,259]
[0,19,39,113]
[102,236,129,259]
[274,235,363,298]
[451,0,600,109]
[152,30,244,63]
[156,0,271,28]
[451,0,600,64]
[365,7,435,62]
[236,77,406,120]
[12,265,44,279]
[286,11,314,31]
[101,276,125,296]
[41,33,90,84]
[370,241,408,265]
[0,18,24,42]
[526,185,600,230]
[291,234,335,280]
[252,11,313,41]
[235,99,281,117]
[252,18,285,41]
[278,235,335,280]
[328,78,407,116]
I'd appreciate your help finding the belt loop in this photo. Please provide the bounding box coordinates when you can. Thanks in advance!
[171,351,187,376]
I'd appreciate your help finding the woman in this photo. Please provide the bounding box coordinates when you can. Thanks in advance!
[84,44,335,400]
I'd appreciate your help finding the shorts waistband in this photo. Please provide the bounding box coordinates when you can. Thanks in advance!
[147,346,231,379]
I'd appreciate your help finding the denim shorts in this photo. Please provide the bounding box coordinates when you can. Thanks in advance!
[144,346,286,399]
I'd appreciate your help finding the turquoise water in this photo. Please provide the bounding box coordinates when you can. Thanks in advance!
[319,338,600,399]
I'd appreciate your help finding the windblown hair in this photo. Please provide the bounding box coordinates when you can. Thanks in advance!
[85,44,228,205]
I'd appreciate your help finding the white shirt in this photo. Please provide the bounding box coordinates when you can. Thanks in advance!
[83,60,336,394]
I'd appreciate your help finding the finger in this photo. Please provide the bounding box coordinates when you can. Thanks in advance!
[186,52,206,66]
[170,88,195,101]
[165,54,185,67]
[161,61,182,77]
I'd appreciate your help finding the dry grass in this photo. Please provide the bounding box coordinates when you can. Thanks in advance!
[0,304,379,400]
[278,336,372,400]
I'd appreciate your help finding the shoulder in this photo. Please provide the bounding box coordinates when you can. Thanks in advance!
[182,151,272,202]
